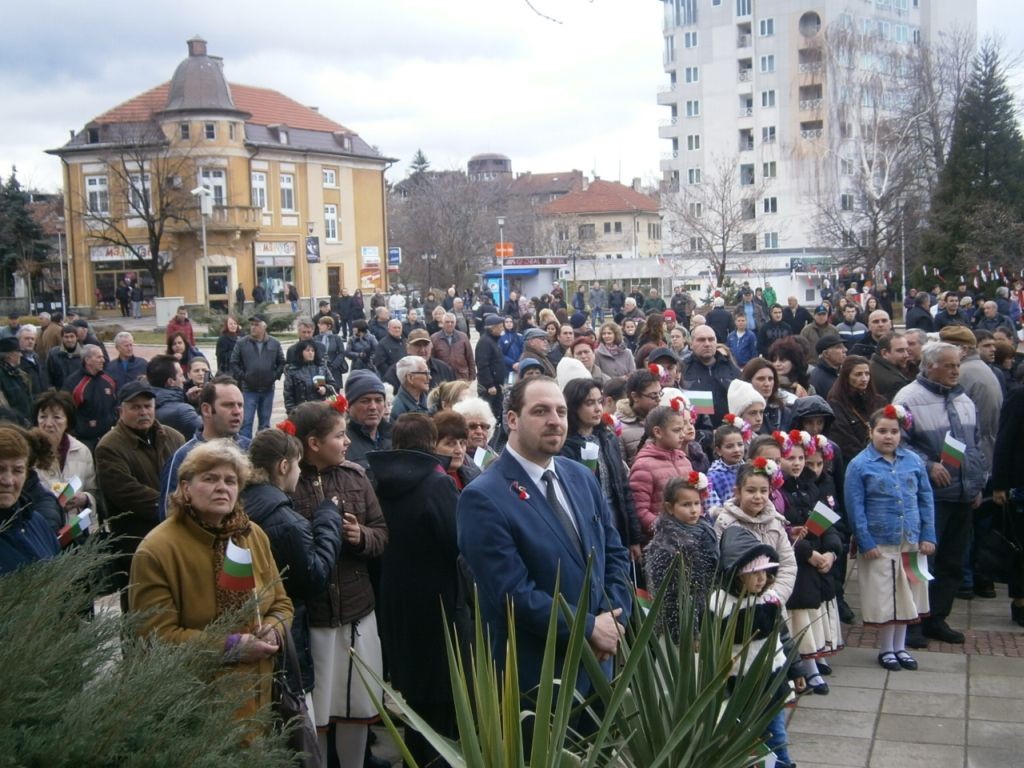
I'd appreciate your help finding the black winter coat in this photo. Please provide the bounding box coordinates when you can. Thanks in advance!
[778,472,842,610]
[230,335,285,393]
[22,470,63,532]
[283,362,337,414]
[215,333,239,375]
[241,482,343,692]
[757,319,793,356]
[993,386,1024,494]
[682,353,740,427]
[474,332,507,392]
[366,449,465,706]
[562,428,642,547]
[372,334,406,376]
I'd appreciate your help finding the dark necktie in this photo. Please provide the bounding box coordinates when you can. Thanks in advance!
[542,470,582,554]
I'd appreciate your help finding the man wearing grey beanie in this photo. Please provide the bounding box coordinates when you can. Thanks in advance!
[344,369,391,468]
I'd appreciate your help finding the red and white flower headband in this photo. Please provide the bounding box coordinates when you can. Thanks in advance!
[724,413,753,442]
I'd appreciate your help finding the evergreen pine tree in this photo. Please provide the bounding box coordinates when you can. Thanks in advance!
[408,149,430,177]
[0,167,48,273]
[922,42,1024,277]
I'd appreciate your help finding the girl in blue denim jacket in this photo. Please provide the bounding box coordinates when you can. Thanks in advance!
[845,405,936,672]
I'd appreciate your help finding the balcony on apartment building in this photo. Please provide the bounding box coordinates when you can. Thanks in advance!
[799,48,824,75]
[658,114,679,138]
[800,120,824,140]
[739,129,754,152]
[738,96,754,118]
[172,204,263,234]
[738,58,753,83]
[737,21,752,49]
[799,84,824,112]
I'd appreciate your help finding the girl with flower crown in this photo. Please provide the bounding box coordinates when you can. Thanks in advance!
[777,430,844,693]
[713,458,798,603]
[644,472,719,640]
[845,405,935,673]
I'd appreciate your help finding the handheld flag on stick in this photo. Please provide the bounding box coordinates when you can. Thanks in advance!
[54,476,83,508]
[219,540,256,591]
[939,432,966,468]
[902,551,934,584]
[580,442,600,472]
[635,588,653,616]
[806,502,841,537]
[473,446,498,470]
[57,509,92,548]
[683,390,715,416]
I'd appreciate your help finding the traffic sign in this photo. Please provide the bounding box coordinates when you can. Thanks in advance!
[388,246,402,266]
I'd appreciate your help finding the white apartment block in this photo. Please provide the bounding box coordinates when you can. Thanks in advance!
[657,0,976,299]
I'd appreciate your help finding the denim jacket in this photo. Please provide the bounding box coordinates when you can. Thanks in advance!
[844,444,936,552]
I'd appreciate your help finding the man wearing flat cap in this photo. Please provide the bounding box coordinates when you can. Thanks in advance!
[96,380,185,609]
[475,314,508,419]
[519,327,557,378]
[809,335,846,396]
[939,326,1002,469]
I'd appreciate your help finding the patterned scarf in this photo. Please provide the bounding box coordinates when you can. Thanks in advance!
[189,505,255,620]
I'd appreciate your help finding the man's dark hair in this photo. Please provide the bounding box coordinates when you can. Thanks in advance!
[876,331,902,354]
[507,375,558,416]
[602,376,627,402]
[146,355,180,388]
[352,320,368,333]
[973,328,994,343]
[625,368,658,397]
[392,412,437,452]
[200,375,240,409]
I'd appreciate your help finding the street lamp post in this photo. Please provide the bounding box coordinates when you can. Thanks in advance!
[497,216,505,307]
[55,218,67,317]
[421,252,437,293]
[191,186,212,306]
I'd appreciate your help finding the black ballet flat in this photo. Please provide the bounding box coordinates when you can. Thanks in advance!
[878,652,901,671]
[894,650,918,671]
[817,660,832,676]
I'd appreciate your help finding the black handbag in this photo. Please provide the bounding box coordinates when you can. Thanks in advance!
[975,501,1023,585]
[272,629,322,768]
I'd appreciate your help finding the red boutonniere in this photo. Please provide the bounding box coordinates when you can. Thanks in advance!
[276,419,297,436]
[511,481,530,501]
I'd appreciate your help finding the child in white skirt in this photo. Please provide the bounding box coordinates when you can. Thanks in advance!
[844,405,936,671]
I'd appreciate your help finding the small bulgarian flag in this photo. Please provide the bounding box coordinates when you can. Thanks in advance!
[580,442,600,472]
[939,432,966,468]
[750,742,778,768]
[902,551,934,584]
[683,390,715,416]
[805,501,841,537]
[54,476,83,508]
[58,509,92,548]
[473,446,498,469]
[219,540,256,591]
[636,588,653,615]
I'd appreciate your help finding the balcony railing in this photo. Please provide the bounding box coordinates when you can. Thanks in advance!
[174,204,263,233]
[661,150,680,160]
[739,141,754,152]
[800,98,823,110]
[657,82,677,95]
[659,116,679,127]
[799,61,824,73]
[738,69,752,82]
[800,128,824,139]
[738,106,753,117]
[737,34,751,48]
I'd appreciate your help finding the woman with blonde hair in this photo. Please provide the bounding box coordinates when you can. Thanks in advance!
[452,396,496,454]
[427,379,473,413]
[129,440,293,721]
[595,321,636,378]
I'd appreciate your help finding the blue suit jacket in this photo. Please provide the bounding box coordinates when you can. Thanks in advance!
[457,451,632,694]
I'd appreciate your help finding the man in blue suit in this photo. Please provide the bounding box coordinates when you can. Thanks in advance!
[457,376,632,696]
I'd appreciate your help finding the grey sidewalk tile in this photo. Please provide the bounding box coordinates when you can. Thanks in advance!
[868,740,965,768]
[968,720,1024,751]
[884,670,967,695]
[969,696,1024,723]
[912,651,968,674]
[828,666,889,689]
[788,707,876,739]
[789,734,871,766]
[967,745,1022,767]
[873,714,965,746]
[882,690,966,719]
[796,685,883,713]
[970,674,1024,699]
[970,655,1024,677]
[840,646,892,669]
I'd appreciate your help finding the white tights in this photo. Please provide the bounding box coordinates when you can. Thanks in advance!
[878,624,908,654]
[318,724,368,768]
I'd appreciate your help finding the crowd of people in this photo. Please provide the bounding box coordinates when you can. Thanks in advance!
[2,277,1024,768]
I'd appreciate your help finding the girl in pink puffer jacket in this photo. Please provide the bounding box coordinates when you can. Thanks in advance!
[629,405,694,543]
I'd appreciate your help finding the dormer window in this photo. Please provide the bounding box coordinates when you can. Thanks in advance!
[279,129,288,145]
[87,128,99,144]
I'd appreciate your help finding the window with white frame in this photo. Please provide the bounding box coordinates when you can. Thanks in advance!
[324,204,338,241]
[280,173,295,212]
[688,202,703,217]
[759,17,774,36]
[686,100,701,117]
[840,158,855,175]
[684,31,698,48]
[322,168,337,187]
[200,168,226,206]
[128,173,151,211]
[763,161,777,178]
[760,55,775,73]
[687,134,701,151]
[687,167,702,185]
[689,236,705,252]
[763,197,778,214]
[841,193,855,210]
[251,172,267,210]
[204,122,216,140]
[685,66,699,83]
[763,232,779,249]
[761,90,776,108]
[762,126,777,143]
[85,175,109,215]
[736,0,752,16]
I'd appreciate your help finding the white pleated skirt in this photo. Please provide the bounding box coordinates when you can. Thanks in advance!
[788,599,844,658]
[857,544,930,626]
[309,610,383,728]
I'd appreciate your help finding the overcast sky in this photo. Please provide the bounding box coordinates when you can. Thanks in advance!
[1,0,1018,193]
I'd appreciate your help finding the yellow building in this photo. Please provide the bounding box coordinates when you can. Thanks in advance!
[48,37,392,314]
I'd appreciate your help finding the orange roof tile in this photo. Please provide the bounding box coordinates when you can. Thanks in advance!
[92,82,347,133]
[541,179,659,216]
